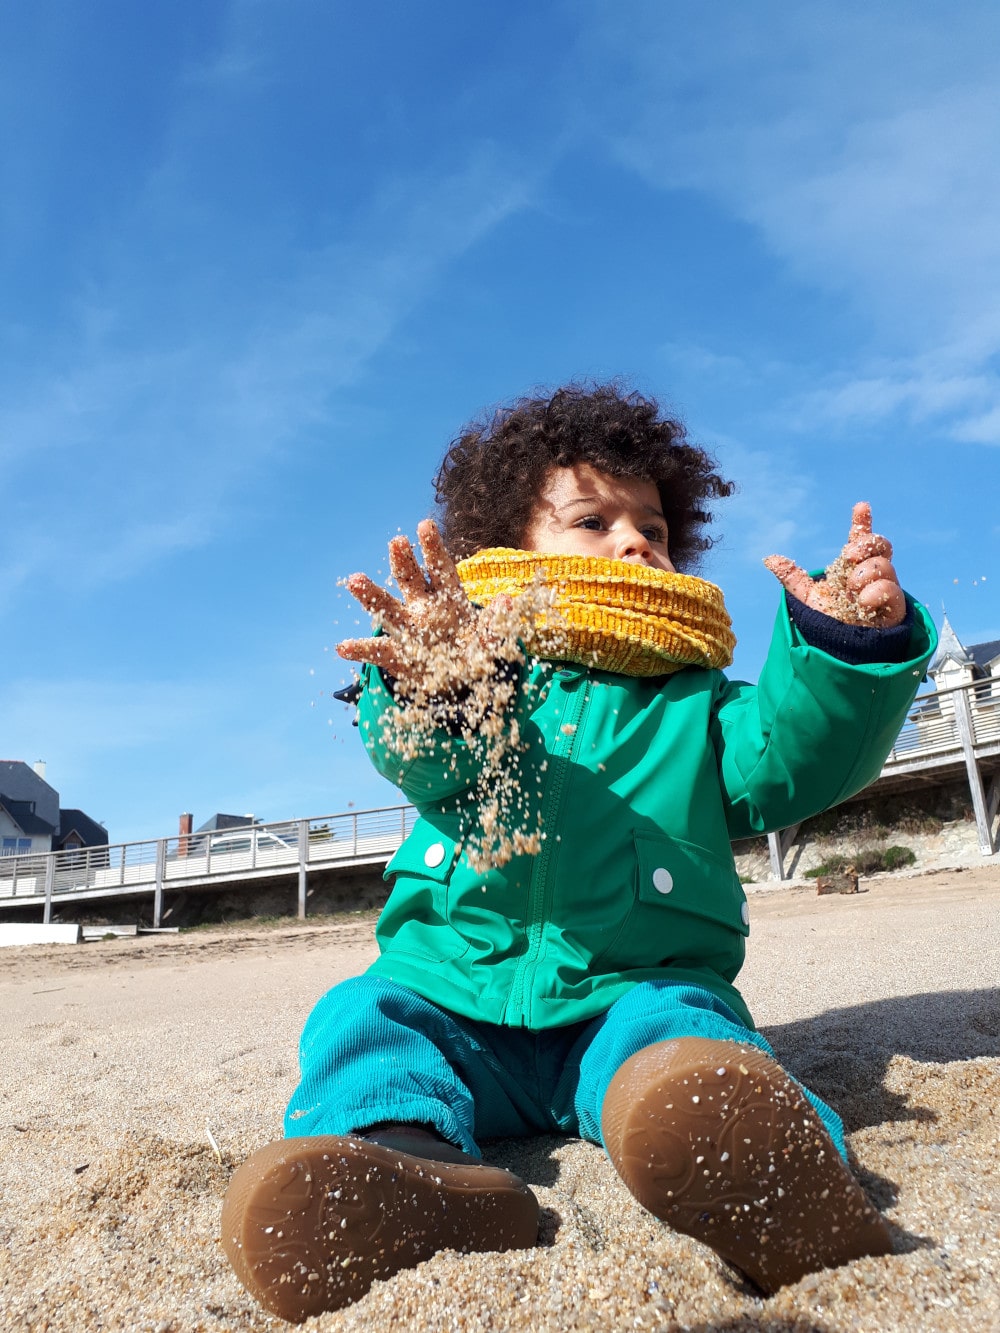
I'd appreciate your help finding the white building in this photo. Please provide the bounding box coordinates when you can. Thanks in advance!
[0,761,107,858]
[928,614,1000,699]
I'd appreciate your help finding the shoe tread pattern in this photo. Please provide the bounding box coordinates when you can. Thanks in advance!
[602,1038,892,1293]
[221,1135,539,1322]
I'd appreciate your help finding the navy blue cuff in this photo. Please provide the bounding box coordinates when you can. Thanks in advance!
[341,660,520,735]
[786,591,915,665]
[333,679,364,705]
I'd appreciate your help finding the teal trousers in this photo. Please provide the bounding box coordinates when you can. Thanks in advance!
[284,974,847,1160]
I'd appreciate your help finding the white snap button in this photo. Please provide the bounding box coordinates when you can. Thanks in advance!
[652,867,673,895]
[423,842,446,868]
[741,901,750,926]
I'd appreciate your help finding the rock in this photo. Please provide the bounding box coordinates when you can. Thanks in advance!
[817,868,860,895]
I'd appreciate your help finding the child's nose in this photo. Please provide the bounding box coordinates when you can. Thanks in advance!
[615,526,652,563]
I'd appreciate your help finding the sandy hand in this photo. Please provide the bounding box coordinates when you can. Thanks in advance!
[764,502,906,627]
[337,519,511,693]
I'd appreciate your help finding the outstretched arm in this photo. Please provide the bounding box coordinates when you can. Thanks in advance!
[763,502,906,628]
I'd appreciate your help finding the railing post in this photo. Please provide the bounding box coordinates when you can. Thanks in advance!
[767,832,785,881]
[153,839,166,929]
[953,683,996,854]
[297,820,309,920]
[43,853,55,924]
[766,823,801,881]
[353,812,358,856]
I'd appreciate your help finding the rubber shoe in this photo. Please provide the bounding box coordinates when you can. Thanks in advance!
[221,1135,540,1322]
[601,1038,893,1293]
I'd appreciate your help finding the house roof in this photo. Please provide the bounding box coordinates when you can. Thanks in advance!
[929,614,971,673]
[929,615,1000,677]
[57,809,109,848]
[0,797,57,837]
[969,638,1000,669]
[195,813,257,833]
[0,761,60,830]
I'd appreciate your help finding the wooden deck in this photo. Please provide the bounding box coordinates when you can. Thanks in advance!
[3,679,998,917]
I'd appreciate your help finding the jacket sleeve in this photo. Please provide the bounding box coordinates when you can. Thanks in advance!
[710,594,938,840]
[354,663,493,805]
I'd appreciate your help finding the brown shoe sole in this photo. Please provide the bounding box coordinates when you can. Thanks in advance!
[601,1038,893,1292]
[221,1135,539,1322]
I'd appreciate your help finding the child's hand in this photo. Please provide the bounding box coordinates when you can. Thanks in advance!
[337,519,509,692]
[764,502,907,627]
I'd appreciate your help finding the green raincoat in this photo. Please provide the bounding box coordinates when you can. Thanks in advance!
[356,598,936,1031]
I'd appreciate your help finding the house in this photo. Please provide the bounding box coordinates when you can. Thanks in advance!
[173,811,260,859]
[928,614,1000,698]
[910,616,1000,744]
[56,809,110,853]
[0,761,108,858]
[195,813,258,834]
[0,761,60,857]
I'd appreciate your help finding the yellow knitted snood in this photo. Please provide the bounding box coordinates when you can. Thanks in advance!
[456,549,736,677]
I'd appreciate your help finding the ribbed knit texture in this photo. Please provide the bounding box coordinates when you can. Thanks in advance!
[786,591,916,665]
[456,549,736,677]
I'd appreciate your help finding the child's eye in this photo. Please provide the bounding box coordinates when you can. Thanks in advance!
[642,526,668,543]
[576,515,605,531]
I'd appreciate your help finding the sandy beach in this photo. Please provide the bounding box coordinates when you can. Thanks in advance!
[2,864,998,1331]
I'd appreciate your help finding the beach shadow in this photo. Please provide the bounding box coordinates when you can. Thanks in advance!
[484,987,999,1179]
[758,986,998,1261]
[690,1322,839,1332]
[761,985,1000,1134]
[484,1133,563,1189]
[478,987,1000,1267]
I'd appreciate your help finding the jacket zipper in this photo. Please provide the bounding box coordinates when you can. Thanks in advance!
[502,675,589,1026]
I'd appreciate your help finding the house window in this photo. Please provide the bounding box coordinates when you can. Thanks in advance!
[1,838,32,856]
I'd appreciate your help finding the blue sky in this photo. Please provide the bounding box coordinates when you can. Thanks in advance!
[3,0,998,843]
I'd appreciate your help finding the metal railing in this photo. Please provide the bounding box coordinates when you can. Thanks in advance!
[0,804,418,924]
[4,677,998,915]
[767,675,1000,877]
[884,677,1000,765]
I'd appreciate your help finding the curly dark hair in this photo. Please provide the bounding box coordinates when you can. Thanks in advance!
[433,382,735,570]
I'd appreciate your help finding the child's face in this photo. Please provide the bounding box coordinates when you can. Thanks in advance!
[521,462,676,572]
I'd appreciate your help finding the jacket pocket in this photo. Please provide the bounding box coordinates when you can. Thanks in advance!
[590,830,749,973]
[377,821,470,963]
[632,831,750,936]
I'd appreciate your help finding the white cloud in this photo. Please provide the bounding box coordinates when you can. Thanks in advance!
[573,1,1000,442]
[0,0,542,604]
[781,333,1000,443]
[955,406,1000,447]
[659,342,759,385]
[727,86,1000,332]
[787,357,998,432]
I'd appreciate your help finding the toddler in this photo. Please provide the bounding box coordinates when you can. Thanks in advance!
[222,384,935,1322]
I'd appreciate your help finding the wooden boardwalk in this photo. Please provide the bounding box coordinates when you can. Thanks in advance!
[3,678,998,919]
[0,806,416,926]
[768,675,1000,876]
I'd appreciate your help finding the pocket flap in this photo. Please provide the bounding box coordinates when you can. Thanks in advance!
[633,831,749,937]
[384,820,460,883]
